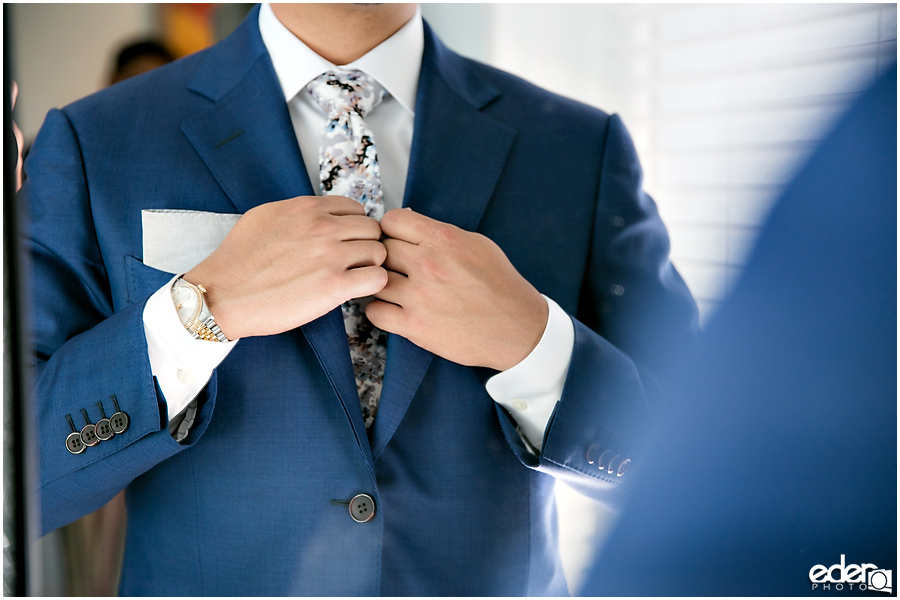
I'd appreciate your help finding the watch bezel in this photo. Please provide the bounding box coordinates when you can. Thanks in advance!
[172,279,204,329]
[172,277,229,342]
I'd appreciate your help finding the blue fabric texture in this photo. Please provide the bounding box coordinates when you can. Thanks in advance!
[584,68,897,596]
[24,6,698,595]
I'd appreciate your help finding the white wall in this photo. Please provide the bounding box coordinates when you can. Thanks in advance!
[420,3,492,61]
[10,3,154,141]
[488,3,896,320]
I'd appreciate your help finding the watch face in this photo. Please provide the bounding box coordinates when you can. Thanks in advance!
[172,284,202,327]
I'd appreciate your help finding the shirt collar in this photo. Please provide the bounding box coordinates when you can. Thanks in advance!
[258,2,422,114]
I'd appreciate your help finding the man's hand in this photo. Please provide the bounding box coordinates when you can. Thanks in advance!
[367,208,548,371]
[185,196,387,340]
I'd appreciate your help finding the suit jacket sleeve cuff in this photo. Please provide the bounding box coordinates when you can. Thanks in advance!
[143,275,237,421]
[485,295,574,451]
[494,317,657,511]
[37,299,221,534]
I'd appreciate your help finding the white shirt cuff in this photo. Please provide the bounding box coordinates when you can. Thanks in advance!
[142,275,238,421]
[485,295,575,452]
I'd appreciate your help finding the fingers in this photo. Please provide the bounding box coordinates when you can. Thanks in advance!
[276,194,366,217]
[366,298,406,334]
[380,207,444,245]
[305,196,381,240]
[336,214,383,241]
[341,265,388,300]
[381,237,418,275]
[321,195,369,216]
[278,196,382,239]
[372,270,411,306]
[340,239,387,269]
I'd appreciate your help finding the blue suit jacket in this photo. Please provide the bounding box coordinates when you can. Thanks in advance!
[25,8,697,595]
[583,69,896,595]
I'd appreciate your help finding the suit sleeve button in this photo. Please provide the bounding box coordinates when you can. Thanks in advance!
[64,414,85,454]
[349,494,376,523]
[80,424,99,447]
[78,408,99,447]
[66,432,85,454]
[606,455,622,475]
[585,443,602,464]
[596,450,613,470]
[616,458,631,477]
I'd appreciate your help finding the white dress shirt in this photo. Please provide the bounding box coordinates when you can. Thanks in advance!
[142,3,575,451]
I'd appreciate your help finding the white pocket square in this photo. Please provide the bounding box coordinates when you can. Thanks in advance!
[141,209,241,274]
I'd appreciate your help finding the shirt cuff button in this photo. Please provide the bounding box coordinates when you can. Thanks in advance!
[512,399,528,411]
[177,369,195,384]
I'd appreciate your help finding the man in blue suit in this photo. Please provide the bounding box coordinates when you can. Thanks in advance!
[24,4,697,594]
[583,68,896,596]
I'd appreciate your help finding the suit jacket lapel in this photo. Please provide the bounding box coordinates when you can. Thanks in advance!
[180,7,313,213]
[180,7,374,468]
[301,307,374,468]
[370,23,518,461]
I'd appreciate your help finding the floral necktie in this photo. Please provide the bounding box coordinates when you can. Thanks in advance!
[307,70,388,429]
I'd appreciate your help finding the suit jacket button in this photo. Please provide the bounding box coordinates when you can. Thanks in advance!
[596,450,613,470]
[95,401,115,441]
[606,455,622,475]
[64,414,85,454]
[585,443,602,464]
[65,432,85,455]
[349,494,376,523]
[79,408,99,447]
[108,395,130,434]
[95,418,114,441]
[80,424,99,447]
[110,411,129,434]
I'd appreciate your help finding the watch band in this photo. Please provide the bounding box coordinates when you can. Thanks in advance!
[169,397,199,443]
[194,314,228,343]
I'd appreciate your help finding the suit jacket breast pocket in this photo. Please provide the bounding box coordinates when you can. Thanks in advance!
[123,255,177,307]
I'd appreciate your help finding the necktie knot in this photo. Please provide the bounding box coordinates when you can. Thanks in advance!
[307,70,386,119]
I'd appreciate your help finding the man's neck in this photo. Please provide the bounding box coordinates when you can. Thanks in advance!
[270,3,417,65]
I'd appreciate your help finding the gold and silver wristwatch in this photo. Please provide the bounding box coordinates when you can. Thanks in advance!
[171,277,229,342]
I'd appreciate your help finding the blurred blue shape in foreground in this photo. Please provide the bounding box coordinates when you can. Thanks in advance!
[584,67,897,596]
